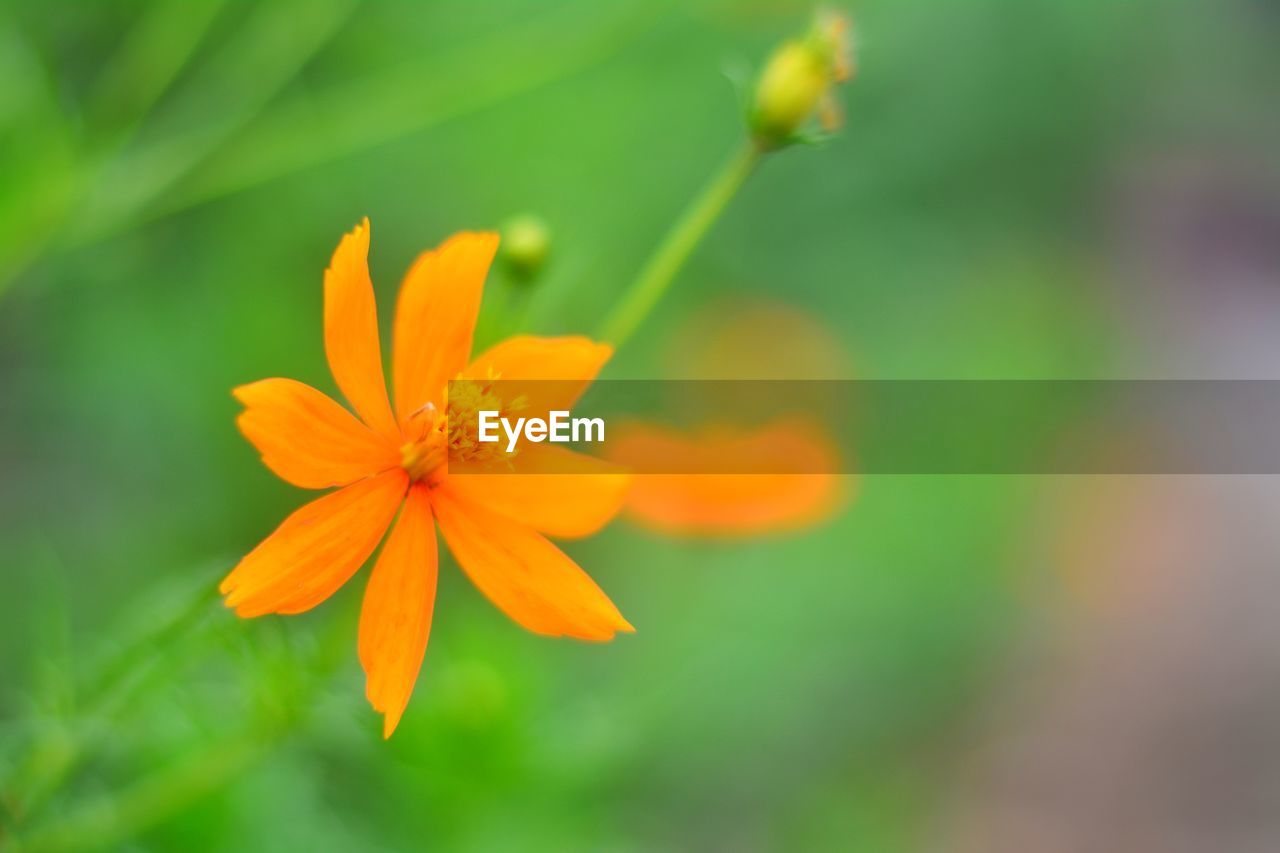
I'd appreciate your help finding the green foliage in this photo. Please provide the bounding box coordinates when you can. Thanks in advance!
[1,0,1252,848]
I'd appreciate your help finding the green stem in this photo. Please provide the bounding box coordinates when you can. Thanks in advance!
[597,140,762,348]
[16,733,267,853]
[0,581,223,830]
[9,604,354,852]
[83,582,221,706]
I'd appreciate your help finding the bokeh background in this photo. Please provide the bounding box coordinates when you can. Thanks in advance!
[3,0,1279,850]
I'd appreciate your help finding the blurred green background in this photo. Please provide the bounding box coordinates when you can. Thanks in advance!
[2,0,1278,850]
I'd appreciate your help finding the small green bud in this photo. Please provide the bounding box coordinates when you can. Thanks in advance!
[500,214,551,281]
[750,10,854,149]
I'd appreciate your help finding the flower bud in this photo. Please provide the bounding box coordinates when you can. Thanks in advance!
[500,214,550,281]
[750,10,854,149]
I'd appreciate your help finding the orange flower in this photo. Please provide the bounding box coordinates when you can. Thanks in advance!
[222,219,632,737]
[607,418,846,537]
[610,297,851,538]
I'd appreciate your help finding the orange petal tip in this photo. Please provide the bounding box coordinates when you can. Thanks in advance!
[439,229,500,254]
[230,382,258,404]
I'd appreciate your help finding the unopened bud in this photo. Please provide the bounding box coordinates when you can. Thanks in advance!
[500,214,550,281]
[750,10,854,149]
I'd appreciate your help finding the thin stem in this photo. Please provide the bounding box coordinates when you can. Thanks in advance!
[0,580,223,829]
[152,2,660,224]
[83,581,221,705]
[16,732,267,853]
[57,0,360,250]
[9,602,354,851]
[597,140,762,348]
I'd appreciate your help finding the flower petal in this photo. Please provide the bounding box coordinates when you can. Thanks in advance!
[606,419,847,537]
[220,469,408,617]
[393,231,499,423]
[462,335,613,418]
[359,484,437,738]
[324,218,399,441]
[445,445,629,539]
[233,378,399,489]
[623,473,845,536]
[431,487,632,641]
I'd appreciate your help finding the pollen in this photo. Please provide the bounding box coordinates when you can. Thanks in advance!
[446,377,526,465]
[398,378,526,482]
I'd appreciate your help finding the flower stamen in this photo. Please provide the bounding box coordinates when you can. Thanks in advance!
[397,378,528,482]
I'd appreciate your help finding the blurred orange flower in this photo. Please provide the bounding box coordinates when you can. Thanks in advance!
[607,418,846,537]
[222,219,631,737]
[613,297,851,538]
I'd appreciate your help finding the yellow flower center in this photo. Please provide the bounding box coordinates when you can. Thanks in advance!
[398,377,526,483]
